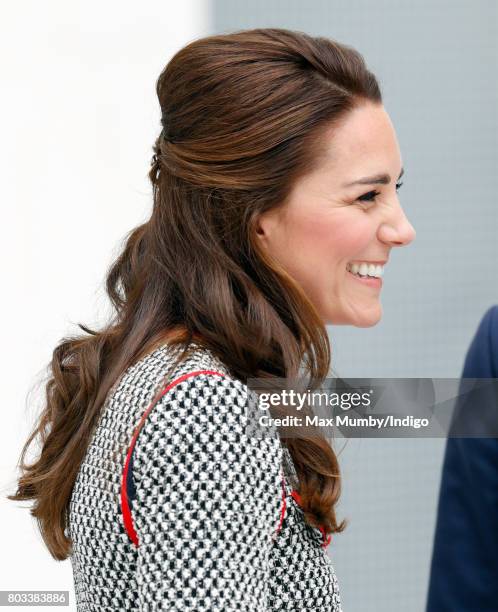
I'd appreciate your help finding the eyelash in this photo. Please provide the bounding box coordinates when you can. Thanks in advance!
[357,181,404,204]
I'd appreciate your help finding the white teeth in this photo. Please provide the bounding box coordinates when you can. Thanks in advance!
[348,262,384,278]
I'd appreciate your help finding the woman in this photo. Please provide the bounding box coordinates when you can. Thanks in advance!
[8,27,415,610]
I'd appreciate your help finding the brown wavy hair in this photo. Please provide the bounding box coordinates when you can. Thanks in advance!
[7,27,382,560]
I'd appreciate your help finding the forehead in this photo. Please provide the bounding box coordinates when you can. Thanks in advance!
[318,102,402,179]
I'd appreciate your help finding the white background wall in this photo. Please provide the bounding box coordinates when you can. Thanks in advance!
[1,2,210,610]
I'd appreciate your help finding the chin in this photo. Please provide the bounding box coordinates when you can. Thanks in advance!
[325,306,383,327]
[354,306,383,327]
[353,317,381,328]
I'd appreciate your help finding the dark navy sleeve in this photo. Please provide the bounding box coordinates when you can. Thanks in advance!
[426,306,498,612]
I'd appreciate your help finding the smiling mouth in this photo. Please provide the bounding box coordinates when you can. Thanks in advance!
[346,266,383,287]
[346,262,384,279]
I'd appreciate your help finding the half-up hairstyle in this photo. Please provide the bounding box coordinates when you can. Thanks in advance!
[8,27,382,559]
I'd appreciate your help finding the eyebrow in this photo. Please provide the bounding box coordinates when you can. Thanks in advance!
[342,166,404,188]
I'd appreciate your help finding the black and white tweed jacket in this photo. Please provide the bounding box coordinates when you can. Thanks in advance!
[68,341,342,611]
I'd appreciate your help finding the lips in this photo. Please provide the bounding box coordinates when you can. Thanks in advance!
[348,260,388,266]
[347,267,383,286]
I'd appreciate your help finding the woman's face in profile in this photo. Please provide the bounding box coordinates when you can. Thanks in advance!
[257,101,416,327]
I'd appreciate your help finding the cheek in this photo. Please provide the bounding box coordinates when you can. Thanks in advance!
[284,210,373,274]
[328,214,373,260]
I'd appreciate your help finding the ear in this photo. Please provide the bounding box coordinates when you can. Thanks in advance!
[254,208,280,245]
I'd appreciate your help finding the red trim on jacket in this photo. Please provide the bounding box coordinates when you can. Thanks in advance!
[290,489,332,548]
[120,369,290,548]
[120,369,227,548]
[273,470,287,540]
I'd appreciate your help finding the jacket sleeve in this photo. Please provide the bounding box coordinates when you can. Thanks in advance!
[131,373,284,611]
[426,306,498,611]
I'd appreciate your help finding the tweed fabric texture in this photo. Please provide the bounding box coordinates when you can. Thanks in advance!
[68,341,342,611]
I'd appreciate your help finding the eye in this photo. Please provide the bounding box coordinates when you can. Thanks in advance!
[357,189,380,203]
[357,181,404,204]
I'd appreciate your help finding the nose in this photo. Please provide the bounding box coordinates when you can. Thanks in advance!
[378,204,416,247]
